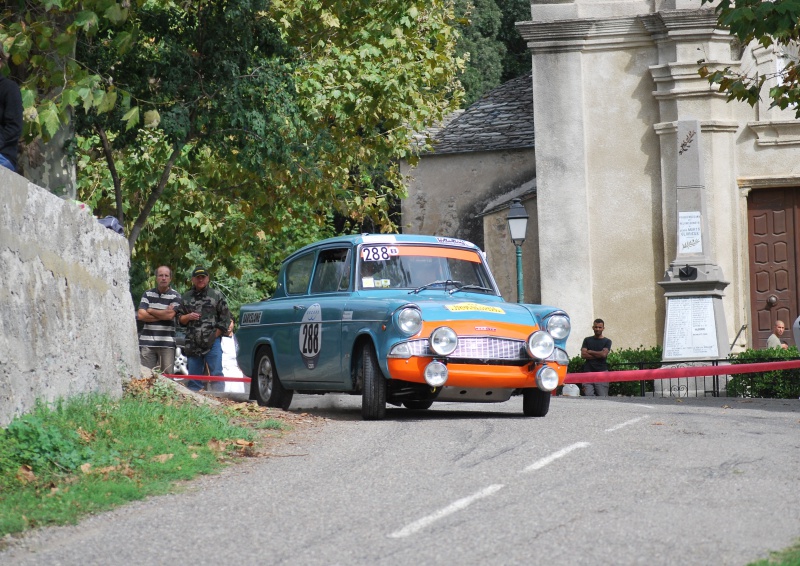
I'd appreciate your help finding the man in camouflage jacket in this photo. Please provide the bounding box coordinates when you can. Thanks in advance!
[177,266,231,391]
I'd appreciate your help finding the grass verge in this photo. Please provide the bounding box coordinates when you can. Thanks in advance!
[749,541,800,566]
[0,377,290,540]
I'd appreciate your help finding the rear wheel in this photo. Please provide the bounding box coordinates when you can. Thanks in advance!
[254,348,293,410]
[359,342,386,420]
[403,400,433,410]
[522,388,550,417]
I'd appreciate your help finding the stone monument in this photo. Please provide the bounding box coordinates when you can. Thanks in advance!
[659,120,730,396]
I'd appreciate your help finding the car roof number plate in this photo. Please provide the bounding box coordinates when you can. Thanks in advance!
[361,246,400,261]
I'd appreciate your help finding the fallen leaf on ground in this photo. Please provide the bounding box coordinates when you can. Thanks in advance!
[152,453,174,463]
[80,463,92,474]
[77,427,94,443]
[17,465,36,483]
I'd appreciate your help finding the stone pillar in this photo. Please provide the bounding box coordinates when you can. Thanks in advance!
[658,120,730,394]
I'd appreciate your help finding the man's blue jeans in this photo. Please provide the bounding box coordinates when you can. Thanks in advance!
[0,153,16,172]
[186,337,223,391]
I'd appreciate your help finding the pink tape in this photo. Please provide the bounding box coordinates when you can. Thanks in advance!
[564,359,800,384]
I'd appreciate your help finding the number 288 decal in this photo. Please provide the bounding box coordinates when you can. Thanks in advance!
[361,246,399,261]
[299,303,322,370]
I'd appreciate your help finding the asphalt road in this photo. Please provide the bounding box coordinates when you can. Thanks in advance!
[2,395,799,566]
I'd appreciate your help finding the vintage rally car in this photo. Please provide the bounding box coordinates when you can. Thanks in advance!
[236,234,570,420]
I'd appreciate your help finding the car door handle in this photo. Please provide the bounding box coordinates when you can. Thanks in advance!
[294,305,306,311]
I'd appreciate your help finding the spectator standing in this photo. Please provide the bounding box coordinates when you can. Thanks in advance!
[221,319,247,394]
[0,46,23,173]
[581,318,612,396]
[177,266,231,391]
[137,265,182,374]
[766,320,789,350]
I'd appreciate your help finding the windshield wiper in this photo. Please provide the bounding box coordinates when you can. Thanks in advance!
[409,280,462,294]
[449,284,494,295]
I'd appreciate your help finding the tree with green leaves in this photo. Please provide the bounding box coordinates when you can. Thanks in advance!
[455,0,504,106]
[5,0,464,278]
[271,0,465,228]
[700,0,800,116]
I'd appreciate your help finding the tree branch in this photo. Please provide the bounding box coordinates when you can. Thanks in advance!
[127,140,185,252]
[94,125,124,225]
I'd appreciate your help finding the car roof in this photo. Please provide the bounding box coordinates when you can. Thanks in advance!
[282,234,481,264]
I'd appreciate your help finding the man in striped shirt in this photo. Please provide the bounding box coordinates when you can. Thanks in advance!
[137,265,182,374]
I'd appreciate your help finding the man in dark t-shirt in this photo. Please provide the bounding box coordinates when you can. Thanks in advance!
[581,318,612,396]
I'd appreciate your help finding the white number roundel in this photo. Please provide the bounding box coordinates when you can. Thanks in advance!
[299,303,322,369]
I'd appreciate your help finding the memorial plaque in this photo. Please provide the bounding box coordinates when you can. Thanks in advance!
[663,296,718,359]
[678,211,702,254]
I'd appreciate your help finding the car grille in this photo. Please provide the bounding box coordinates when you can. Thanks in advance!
[406,336,529,361]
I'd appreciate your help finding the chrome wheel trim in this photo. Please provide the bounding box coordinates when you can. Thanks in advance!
[257,355,274,399]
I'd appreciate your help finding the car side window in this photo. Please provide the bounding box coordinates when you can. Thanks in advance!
[311,248,351,294]
[286,252,315,295]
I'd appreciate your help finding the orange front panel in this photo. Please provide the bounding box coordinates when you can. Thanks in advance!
[387,358,567,388]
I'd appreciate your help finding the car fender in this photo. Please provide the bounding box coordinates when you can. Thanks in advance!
[239,336,277,377]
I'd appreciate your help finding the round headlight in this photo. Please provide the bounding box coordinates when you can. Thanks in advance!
[430,326,458,356]
[424,361,449,387]
[396,307,423,336]
[536,365,559,391]
[546,315,570,340]
[527,330,555,360]
[553,347,570,366]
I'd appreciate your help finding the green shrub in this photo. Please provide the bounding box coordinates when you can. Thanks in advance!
[1,401,94,475]
[727,347,800,399]
[567,345,662,396]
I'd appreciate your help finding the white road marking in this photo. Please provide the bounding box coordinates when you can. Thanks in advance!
[387,484,505,539]
[632,404,655,409]
[522,441,591,473]
[388,414,648,540]
[605,415,648,432]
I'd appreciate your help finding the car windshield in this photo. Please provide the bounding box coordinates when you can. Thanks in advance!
[358,244,496,294]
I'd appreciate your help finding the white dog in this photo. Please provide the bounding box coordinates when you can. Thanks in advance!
[173,347,189,376]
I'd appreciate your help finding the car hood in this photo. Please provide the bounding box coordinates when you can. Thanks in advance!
[406,294,558,326]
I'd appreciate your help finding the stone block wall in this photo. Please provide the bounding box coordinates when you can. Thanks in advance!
[0,168,139,426]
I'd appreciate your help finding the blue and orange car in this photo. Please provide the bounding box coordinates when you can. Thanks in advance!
[236,234,570,420]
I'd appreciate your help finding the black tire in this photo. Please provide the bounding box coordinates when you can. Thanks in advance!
[403,400,434,410]
[522,388,551,417]
[253,347,293,410]
[359,342,386,420]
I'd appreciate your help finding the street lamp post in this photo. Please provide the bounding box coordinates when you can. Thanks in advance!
[506,198,529,303]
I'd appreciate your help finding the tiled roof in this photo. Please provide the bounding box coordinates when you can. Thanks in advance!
[429,72,534,155]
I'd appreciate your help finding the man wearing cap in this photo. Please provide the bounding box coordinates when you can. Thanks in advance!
[177,266,232,391]
[0,46,22,173]
[137,265,182,374]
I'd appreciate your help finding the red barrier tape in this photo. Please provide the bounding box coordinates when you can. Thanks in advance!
[564,359,800,384]
[162,374,251,383]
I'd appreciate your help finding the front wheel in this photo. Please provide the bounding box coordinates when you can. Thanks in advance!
[359,342,386,420]
[522,388,550,417]
[254,347,293,410]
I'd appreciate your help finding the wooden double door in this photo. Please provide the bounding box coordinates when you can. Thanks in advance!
[748,188,800,349]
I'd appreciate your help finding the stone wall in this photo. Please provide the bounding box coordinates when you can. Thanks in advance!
[0,168,139,426]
